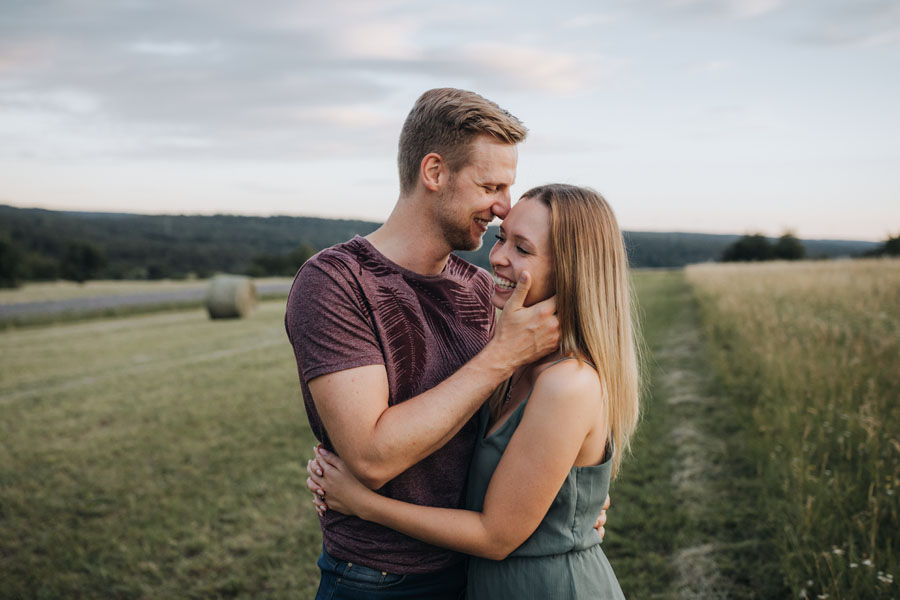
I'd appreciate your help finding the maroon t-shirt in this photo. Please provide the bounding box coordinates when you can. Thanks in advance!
[284,235,496,574]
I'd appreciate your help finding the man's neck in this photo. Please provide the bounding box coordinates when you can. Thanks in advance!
[366,196,453,276]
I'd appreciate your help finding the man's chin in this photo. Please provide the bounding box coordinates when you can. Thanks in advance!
[453,235,483,253]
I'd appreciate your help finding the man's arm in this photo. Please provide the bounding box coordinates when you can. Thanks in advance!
[310,361,606,558]
[310,272,557,489]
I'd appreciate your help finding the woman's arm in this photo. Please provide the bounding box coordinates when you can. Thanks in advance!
[312,360,606,560]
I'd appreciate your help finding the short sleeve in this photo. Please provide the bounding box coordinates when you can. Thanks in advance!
[285,254,385,383]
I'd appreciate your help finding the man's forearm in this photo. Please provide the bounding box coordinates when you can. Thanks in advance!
[335,341,513,489]
[314,278,559,489]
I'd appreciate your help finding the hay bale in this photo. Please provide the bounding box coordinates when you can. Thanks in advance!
[205,275,257,319]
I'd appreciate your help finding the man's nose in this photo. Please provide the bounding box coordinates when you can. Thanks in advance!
[492,191,511,219]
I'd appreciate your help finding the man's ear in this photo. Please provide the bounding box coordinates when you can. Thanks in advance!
[420,153,446,192]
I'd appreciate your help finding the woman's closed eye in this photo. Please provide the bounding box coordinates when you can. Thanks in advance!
[495,235,531,255]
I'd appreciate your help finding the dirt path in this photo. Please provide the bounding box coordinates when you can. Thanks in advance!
[651,300,730,598]
[610,271,776,599]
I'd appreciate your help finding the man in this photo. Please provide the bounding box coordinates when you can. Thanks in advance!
[286,88,602,599]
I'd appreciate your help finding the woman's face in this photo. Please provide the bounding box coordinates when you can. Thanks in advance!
[489,196,554,310]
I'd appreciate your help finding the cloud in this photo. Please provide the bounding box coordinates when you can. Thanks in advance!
[729,0,782,18]
[640,0,783,20]
[0,1,620,162]
[560,13,619,29]
[129,40,218,57]
[689,59,733,74]
[447,43,620,94]
[793,1,900,47]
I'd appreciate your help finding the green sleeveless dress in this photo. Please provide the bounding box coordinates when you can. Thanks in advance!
[464,366,626,599]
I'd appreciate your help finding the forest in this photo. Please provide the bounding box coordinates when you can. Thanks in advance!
[0,204,881,287]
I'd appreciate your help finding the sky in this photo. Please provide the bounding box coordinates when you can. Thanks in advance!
[1,0,898,241]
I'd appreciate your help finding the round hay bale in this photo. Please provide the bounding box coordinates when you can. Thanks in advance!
[205,275,257,319]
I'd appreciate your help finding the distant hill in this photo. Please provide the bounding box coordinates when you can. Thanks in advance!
[0,205,880,284]
[457,228,878,269]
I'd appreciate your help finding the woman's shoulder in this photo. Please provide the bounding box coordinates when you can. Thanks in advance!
[529,358,604,410]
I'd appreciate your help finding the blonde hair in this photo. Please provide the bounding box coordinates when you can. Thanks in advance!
[490,184,643,478]
[397,88,528,195]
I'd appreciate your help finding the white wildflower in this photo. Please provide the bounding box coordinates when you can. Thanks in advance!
[862,559,873,567]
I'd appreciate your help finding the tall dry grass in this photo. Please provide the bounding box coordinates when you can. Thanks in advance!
[686,258,900,599]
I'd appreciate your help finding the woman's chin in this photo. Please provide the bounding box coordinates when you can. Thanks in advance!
[490,292,508,310]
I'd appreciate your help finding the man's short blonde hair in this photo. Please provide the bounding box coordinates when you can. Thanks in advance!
[397,88,528,195]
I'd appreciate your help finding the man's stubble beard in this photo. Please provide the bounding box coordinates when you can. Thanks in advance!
[435,184,484,253]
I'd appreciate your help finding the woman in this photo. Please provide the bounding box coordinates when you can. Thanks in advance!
[309,184,641,599]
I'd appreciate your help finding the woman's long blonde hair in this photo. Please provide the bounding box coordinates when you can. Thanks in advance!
[489,184,642,478]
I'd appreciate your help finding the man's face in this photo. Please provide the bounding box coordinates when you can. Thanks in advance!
[435,135,518,252]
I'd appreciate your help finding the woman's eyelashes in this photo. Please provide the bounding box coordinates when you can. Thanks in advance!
[494,234,531,255]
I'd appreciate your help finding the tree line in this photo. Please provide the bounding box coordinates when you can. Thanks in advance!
[0,205,887,288]
[719,232,899,263]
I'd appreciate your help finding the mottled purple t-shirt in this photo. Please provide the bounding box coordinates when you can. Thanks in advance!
[284,235,496,574]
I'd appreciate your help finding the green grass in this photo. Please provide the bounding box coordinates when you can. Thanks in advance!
[8,268,890,598]
[0,302,321,599]
[607,270,787,598]
[687,259,900,599]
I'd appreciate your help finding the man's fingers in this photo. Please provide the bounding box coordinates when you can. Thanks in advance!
[529,294,557,317]
[505,271,531,311]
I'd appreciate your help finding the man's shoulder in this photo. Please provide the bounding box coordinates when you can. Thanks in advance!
[287,238,368,313]
[304,237,367,275]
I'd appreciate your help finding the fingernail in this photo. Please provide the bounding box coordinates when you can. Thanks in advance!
[317,469,323,476]
[317,489,324,495]
[519,273,527,283]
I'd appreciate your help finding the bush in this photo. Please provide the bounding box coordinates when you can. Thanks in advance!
[721,234,774,262]
[773,233,806,260]
[60,241,107,283]
[0,237,24,288]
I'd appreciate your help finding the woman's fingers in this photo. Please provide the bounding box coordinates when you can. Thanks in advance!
[308,473,328,516]
[315,445,343,470]
[307,461,326,493]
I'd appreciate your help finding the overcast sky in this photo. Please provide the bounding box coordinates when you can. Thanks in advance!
[1,0,898,240]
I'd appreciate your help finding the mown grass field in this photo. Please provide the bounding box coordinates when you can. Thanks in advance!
[0,278,294,306]
[1,264,897,598]
[0,302,322,598]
